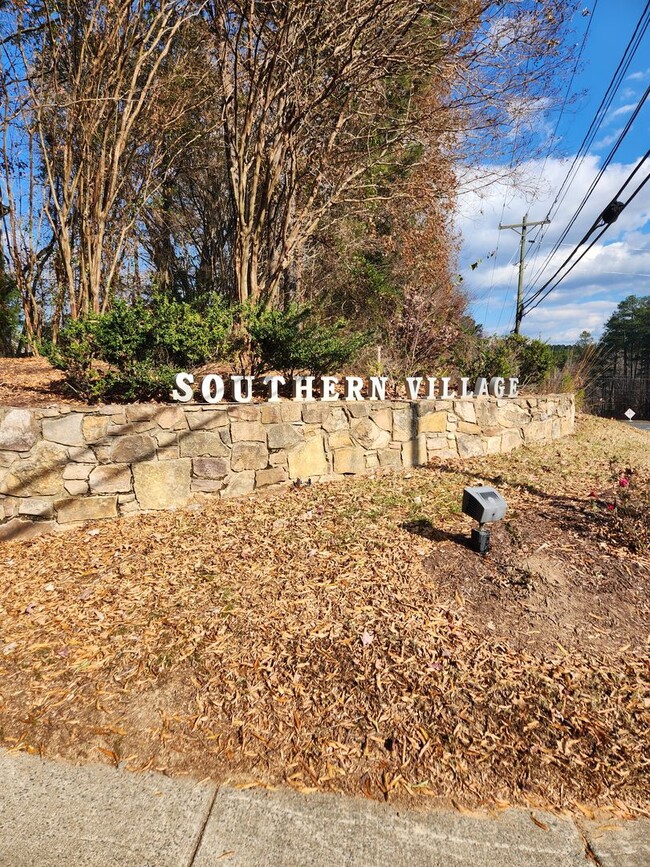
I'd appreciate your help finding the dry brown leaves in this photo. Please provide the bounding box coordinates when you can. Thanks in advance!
[0,415,648,814]
[0,357,73,407]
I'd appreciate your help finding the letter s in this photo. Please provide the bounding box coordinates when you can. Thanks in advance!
[172,372,194,402]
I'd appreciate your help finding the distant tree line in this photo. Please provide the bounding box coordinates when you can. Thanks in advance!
[593,296,650,419]
[546,298,650,419]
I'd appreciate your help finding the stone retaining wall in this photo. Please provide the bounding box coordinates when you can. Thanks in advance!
[0,394,574,540]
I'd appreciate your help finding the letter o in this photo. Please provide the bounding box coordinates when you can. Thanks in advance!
[201,375,225,404]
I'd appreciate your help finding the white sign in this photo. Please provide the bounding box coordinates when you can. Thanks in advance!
[172,374,520,404]
[624,408,636,420]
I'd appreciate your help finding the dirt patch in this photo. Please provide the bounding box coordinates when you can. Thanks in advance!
[0,415,648,814]
[420,508,649,655]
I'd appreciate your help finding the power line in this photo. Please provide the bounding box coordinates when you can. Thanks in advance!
[481,39,538,327]
[523,1,598,284]
[526,0,650,290]
[525,80,650,302]
[494,248,519,334]
[528,0,599,204]
[542,0,649,218]
[481,195,508,324]
[521,152,650,316]
[523,148,650,310]
[479,0,647,331]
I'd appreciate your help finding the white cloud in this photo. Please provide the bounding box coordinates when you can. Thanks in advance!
[626,68,650,82]
[593,127,623,150]
[604,103,637,124]
[455,153,650,342]
[524,300,619,343]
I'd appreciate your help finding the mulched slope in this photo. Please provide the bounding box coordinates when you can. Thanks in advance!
[0,357,73,407]
[0,416,648,814]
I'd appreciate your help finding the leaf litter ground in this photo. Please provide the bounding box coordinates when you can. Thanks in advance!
[0,415,648,816]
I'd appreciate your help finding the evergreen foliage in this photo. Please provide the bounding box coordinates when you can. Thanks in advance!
[47,299,367,401]
[461,334,554,386]
[46,297,235,401]
[243,304,369,379]
[601,295,650,377]
[591,295,650,418]
[0,266,19,356]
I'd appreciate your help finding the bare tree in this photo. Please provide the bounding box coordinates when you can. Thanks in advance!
[0,100,54,350]
[209,0,448,306]
[0,0,575,352]
[2,0,208,328]
[207,0,573,308]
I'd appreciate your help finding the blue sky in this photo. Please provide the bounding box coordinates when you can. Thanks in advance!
[456,1,650,344]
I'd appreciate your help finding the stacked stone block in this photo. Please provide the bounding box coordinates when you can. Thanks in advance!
[0,394,575,538]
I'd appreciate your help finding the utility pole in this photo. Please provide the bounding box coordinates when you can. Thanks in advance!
[499,214,550,334]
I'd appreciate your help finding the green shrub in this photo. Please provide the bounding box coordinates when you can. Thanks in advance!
[462,334,554,386]
[516,335,554,383]
[49,296,367,401]
[242,304,311,377]
[150,295,235,367]
[0,269,20,356]
[299,320,369,378]
[91,363,180,402]
[89,296,234,368]
[47,295,234,401]
[243,303,369,377]
[46,318,102,396]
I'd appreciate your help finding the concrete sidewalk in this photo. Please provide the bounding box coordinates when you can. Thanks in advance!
[0,750,648,866]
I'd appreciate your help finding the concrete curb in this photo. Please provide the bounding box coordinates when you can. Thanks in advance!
[194,786,587,867]
[0,750,217,867]
[0,750,647,866]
